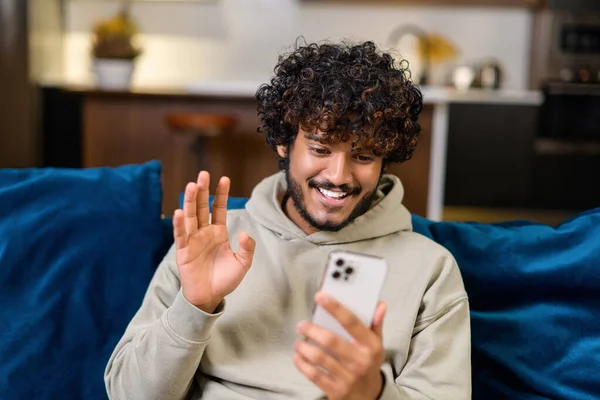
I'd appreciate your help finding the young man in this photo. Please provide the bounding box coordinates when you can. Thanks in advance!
[105,40,471,400]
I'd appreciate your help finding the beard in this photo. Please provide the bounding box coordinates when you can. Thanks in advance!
[283,161,379,232]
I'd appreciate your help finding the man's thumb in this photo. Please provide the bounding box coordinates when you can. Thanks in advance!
[372,301,387,338]
[235,231,256,270]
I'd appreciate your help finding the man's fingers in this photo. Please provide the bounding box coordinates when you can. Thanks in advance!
[173,209,187,250]
[211,176,230,226]
[296,321,354,362]
[294,339,350,381]
[293,353,338,395]
[372,301,387,338]
[315,292,372,345]
[235,231,255,270]
[196,171,210,228]
[183,182,198,234]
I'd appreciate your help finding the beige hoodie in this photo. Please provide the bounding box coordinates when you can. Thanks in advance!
[105,172,471,400]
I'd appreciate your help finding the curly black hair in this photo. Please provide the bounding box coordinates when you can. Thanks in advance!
[256,39,423,167]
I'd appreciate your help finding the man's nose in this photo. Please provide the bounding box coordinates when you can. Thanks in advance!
[326,154,353,187]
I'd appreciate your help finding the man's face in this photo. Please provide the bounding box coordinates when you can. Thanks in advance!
[280,128,384,233]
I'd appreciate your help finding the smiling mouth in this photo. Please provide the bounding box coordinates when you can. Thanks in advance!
[317,187,350,200]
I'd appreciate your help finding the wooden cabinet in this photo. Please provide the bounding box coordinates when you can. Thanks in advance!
[385,105,433,218]
[51,87,434,217]
[80,90,277,215]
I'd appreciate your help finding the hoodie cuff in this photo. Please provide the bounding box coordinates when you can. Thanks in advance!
[164,290,225,343]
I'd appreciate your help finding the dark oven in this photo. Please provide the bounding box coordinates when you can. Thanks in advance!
[530,0,600,210]
[536,0,600,141]
[540,83,600,141]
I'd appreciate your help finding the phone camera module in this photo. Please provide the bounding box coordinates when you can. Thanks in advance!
[336,258,344,267]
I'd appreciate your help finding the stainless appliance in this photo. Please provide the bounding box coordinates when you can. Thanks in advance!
[531,0,600,141]
[478,59,502,90]
[529,0,600,210]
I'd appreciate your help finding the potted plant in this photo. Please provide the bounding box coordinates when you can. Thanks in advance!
[91,4,142,90]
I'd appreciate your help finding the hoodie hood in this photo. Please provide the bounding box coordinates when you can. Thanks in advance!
[245,171,413,245]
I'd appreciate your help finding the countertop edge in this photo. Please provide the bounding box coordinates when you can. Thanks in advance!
[39,82,544,106]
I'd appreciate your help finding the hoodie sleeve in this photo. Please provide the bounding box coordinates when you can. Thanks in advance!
[104,245,224,400]
[379,256,472,400]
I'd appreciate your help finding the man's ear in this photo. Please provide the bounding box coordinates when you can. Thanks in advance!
[277,145,288,158]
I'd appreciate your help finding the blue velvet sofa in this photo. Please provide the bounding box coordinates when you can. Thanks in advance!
[1,161,598,400]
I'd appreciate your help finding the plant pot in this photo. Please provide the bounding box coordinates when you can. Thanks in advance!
[93,58,135,90]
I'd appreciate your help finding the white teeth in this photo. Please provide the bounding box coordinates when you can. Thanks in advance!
[318,188,347,199]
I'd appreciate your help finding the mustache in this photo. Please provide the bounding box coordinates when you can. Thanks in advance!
[308,178,361,195]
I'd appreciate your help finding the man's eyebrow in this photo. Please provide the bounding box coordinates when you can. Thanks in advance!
[352,147,375,153]
[304,133,325,142]
[304,133,376,153]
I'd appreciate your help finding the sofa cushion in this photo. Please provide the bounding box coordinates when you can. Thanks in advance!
[413,209,600,400]
[0,161,172,400]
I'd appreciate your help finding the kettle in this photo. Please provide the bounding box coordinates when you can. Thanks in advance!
[478,59,502,90]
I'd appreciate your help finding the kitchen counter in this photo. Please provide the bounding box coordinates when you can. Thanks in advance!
[184,80,544,105]
[53,81,543,106]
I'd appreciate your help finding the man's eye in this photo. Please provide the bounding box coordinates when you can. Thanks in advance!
[356,155,374,162]
[311,147,329,155]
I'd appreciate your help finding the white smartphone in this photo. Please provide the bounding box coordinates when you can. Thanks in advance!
[311,250,388,343]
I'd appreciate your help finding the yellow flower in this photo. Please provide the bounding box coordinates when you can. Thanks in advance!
[91,9,142,60]
[417,34,458,64]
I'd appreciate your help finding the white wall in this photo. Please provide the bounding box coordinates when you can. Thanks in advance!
[29,0,64,82]
[62,0,533,89]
